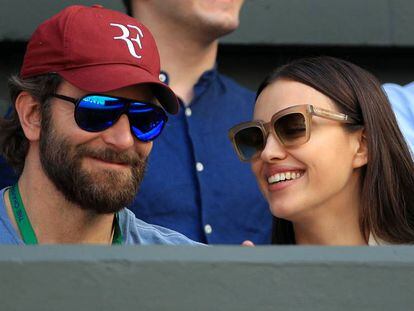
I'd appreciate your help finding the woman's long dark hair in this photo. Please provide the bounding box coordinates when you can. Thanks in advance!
[256,56,414,244]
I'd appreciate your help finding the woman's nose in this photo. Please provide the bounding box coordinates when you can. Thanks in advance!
[260,133,288,162]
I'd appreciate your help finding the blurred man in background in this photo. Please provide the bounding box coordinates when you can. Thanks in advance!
[123,0,272,244]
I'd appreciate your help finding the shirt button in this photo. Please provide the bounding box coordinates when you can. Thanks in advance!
[204,224,212,234]
[196,162,204,172]
[185,107,192,117]
[159,73,167,83]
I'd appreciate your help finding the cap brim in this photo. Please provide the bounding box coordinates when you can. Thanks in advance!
[58,64,179,114]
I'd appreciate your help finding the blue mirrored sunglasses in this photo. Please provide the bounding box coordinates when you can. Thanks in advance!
[51,93,168,142]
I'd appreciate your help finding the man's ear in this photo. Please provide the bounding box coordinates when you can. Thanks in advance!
[14,91,42,141]
[352,129,368,169]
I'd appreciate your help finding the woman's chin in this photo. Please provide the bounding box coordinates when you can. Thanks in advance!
[269,204,298,221]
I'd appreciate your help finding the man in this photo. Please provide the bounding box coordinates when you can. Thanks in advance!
[0,5,200,245]
[383,83,414,154]
[122,0,272,244]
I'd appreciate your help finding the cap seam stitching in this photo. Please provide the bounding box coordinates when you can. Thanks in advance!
[62,6,84,70]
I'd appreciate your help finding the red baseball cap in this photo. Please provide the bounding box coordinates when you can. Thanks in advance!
[21,4,178,114]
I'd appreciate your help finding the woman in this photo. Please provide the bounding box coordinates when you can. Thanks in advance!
[229,56,414,245]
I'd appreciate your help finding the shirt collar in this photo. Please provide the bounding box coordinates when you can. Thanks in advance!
[159,66,218,88]
[159,67,219,106]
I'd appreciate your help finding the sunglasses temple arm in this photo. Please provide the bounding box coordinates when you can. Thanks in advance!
[311,106,355,123]
[51,94,78,105]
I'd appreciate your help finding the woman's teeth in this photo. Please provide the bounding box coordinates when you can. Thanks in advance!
[268,171,302,184]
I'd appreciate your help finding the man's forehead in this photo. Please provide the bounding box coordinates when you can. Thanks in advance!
[105,84,155,101]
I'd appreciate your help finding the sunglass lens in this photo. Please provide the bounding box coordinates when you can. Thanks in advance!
[76,95,123,132]
[129,102,167,142]
[234,126,265,160]
[274,113,307,146]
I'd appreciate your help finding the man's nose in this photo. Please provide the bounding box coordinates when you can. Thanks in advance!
[101,114,135,150]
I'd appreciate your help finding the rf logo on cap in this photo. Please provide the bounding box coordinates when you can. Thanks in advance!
[110,23,144,59]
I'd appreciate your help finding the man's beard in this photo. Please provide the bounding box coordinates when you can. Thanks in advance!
[39,116,147,214]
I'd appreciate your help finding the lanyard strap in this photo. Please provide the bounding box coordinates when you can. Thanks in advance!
[112,214,123,245]
[9,184,38,244]
[9,184,123,245]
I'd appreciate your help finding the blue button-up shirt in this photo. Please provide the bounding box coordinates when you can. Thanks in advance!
[383,83,414,154]
[0,157,16,189]
[0,107,18,189]
[130,69,272,244]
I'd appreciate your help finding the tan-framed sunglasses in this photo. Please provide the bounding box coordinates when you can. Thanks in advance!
[228,104,359,162]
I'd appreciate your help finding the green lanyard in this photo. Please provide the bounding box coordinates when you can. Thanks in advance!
[9,184,123,245]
